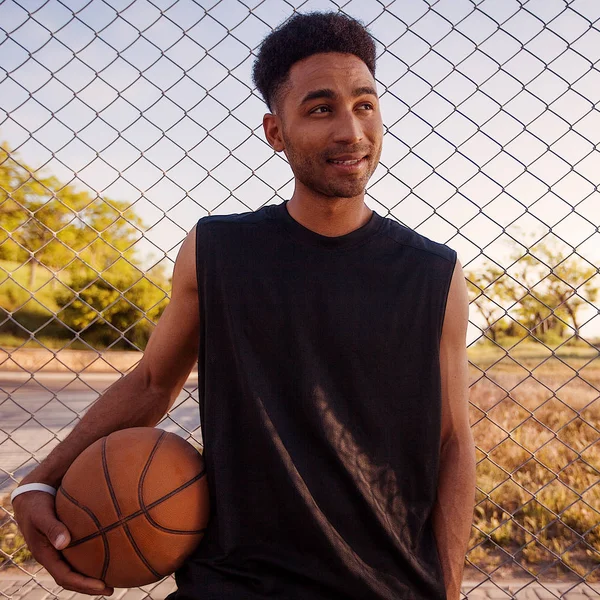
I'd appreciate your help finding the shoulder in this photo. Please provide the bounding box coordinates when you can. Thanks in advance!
[195,204,274,233]
[441,257,469,344]
[381,216,457,266]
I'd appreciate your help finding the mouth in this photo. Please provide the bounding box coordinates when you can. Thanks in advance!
[326,155,368,171]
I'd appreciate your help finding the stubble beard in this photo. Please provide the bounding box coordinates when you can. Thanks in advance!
[282,132,381,200]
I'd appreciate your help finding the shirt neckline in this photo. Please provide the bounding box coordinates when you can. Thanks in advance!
[275,200,384,250]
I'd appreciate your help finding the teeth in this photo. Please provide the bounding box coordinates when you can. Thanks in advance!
[331,158,361,165]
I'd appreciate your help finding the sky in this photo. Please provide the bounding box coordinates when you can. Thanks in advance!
[1,0,599,343]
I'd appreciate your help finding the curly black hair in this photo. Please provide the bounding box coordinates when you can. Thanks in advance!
[252,12,376,112]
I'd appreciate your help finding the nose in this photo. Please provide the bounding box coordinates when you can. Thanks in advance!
[332,108,363,145]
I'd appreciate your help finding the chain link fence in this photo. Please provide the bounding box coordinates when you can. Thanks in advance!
[1,0,599,598]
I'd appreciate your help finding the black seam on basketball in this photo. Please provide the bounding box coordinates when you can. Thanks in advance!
[101,436,123,581]
[65,468,207,547]
[58,486,110,579]
[102,437,123,519]
[136,465,207,535]
[122,520,162,579]
[103,434,161,579]
[138,430,167,515]
[138,432,206,534]
[114,432,169,580]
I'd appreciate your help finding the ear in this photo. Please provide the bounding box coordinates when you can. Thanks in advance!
[263,113,285,152]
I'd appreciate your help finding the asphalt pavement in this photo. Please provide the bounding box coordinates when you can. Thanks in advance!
[0,372,201,493]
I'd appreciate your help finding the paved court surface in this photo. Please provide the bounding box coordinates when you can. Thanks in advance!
[1,576,599,599]
[0,373,201,494]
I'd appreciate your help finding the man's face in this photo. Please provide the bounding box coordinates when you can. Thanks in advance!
[267,52,384,200]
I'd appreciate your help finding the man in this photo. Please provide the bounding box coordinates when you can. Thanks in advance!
[12,12,476,600]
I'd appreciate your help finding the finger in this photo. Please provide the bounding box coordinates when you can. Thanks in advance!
[29,533,113,596]
[52,559,114,597]
[22,494,113,595]
[26,495,72,550]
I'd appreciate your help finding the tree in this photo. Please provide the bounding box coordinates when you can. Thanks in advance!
[0,143,144,285]
[466,262,507,344]
[55,261,169,350]
[0,142,170,350]
[466,236,598,346]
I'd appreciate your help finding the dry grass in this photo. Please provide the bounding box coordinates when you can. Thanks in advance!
[466,343,600,583]
[0,495,32,567]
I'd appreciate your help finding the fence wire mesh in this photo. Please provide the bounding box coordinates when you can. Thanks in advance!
[0,0,599,598]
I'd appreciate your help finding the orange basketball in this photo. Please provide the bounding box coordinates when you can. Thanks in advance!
[55,427,209,588]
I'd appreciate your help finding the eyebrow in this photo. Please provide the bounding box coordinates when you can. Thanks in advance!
[299,86,378,105]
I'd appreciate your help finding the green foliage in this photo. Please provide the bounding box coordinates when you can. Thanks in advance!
[0,143,144,271]
[466,233,599,346]
[0,142,170,350]
[55,260,168,349]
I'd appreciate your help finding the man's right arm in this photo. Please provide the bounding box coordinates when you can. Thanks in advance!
[12,223,201,595]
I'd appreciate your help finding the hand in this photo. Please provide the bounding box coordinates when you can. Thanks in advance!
[12,491,114,596]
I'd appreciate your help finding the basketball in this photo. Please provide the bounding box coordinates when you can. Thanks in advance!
[55,427,209,588]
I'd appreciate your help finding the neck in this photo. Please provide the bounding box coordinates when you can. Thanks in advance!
[286,187,372,238]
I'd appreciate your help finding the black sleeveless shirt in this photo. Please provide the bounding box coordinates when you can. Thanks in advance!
[168,200,457,600]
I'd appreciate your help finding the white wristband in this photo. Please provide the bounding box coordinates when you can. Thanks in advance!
[10,483,57,504]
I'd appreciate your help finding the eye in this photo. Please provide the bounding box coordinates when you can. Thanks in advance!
[358,102,374,110]
[310,106,331,114]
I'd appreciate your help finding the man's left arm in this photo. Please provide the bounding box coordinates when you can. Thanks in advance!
[432,257,477,600]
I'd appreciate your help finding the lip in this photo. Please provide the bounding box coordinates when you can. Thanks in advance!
[327,155,368,172]
[328,154,366,161]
